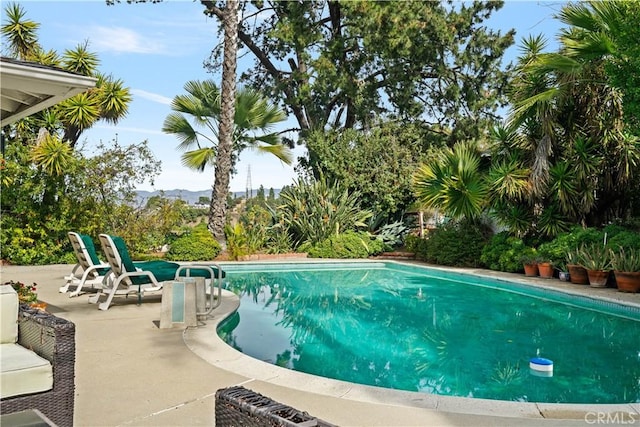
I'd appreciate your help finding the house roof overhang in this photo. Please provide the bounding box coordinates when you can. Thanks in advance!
[1,57,98,127]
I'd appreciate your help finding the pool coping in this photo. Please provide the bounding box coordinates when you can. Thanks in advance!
[183,259,640,421]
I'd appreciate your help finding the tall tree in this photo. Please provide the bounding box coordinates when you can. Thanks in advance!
[209,0,239,248]
[503,1,640,231]
[557,1,640,135]
[202,0,514,142]
[304,121,432,221]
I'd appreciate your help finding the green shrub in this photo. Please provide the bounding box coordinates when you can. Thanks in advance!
[536,226,638,269]
[405,234,429,260]
[224,222,249,260]
[306,231,384,259]
[480,232,526,273]
[265,223,293,254]
[606,230,640,251]
[166,224,221,261]
[1,228,68,265]
[537,232,577,268]
[425,221,490,267]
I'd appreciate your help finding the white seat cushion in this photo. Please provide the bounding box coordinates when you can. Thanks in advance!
[0,343,53,398]
[0,285,18,344]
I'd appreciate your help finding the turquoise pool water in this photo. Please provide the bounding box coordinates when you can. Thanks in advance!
[218,262,640,404]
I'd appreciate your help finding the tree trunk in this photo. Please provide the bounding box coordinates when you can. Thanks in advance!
[208,0,238,250]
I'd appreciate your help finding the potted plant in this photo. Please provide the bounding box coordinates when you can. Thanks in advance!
[609,247,640,293]
[520,248,540,277]
[537,260,554,279]
[556,262,570,282]
[576,243,611,288]
[566,249,589,284]
[8,280,47,310]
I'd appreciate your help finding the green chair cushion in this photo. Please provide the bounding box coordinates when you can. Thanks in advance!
[79,234,110,275]
[110,236,224,285]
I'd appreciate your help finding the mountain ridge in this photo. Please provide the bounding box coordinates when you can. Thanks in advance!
[136,188,277,205]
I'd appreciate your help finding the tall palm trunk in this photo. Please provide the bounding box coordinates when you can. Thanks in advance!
[208,0,238,250]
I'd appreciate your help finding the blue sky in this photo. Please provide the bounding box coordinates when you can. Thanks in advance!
[4,1,566,192]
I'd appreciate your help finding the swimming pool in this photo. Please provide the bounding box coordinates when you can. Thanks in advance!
[218,261,640,404]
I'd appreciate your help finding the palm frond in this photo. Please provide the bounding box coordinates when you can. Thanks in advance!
[1,3,40,60]
[62,40,99,76]
[58,92,100,130]
[181,147,216,172]
[97,75,131,124]
[30,132,75,176]
[488,158,531,202]
[163,80,288,174]
[251,143,293,165]
[162,113,201,150]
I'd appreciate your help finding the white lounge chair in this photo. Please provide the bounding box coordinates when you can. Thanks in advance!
[60,232,110,297]
[90,234,224,311]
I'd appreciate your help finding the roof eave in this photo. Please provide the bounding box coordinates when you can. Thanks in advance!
[1,59,98,127]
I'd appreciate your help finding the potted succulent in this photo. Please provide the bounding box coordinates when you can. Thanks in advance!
[520,248,541,277]
[609,247,640,293]
[576,243,611,288]
[556,262,570,282]
[566,249,589,284]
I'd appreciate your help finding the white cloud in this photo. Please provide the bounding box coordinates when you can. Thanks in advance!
[132,89,172,105]
[89,26,166,54]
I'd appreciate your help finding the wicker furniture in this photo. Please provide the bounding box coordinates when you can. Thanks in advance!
[0,304,76,427]
[215,386,335,426]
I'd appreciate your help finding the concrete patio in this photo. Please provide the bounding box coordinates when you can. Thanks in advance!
[1,263,638,426]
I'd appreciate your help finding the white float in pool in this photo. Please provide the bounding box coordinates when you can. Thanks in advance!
[530,357,553,377]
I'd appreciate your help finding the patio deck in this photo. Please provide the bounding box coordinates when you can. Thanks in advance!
[1,263,638,426]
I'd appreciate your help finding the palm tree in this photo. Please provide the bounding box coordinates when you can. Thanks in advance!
[211,0,238,248]
[163,75,292,248]
[505,1,640,227]
[412,142,488,222]
[162,80,291,172]
[2,6,132,150]
[1,3,39,60]
[57,42,132,147]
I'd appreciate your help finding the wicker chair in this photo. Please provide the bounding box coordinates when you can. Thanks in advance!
[215,386,336,426]
[0,304,76,427]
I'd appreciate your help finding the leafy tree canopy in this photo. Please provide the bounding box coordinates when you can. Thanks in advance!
[303,121,433,220]
[202,0,515,142]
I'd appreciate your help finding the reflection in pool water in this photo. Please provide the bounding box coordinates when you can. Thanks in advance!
[218,262,640,404]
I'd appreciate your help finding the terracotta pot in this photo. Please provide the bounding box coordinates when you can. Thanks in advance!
[567,264,589,285]
[587,269,609,288]
[614,271,640,293]
[523,263,538,277]
[538,263,554,279]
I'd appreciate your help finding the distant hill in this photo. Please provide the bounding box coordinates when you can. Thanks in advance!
[136,188,279,205]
